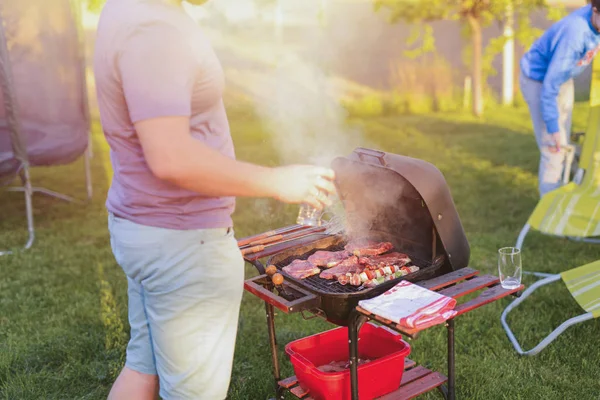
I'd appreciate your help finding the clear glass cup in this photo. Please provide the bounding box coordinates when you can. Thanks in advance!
[498,247,522,289]
[296,203,323,226]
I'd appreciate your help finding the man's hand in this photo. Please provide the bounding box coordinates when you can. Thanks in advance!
[548,132,561,153]
[270,165,336,210]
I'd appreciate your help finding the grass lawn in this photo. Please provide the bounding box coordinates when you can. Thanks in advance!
[1,102,600,400]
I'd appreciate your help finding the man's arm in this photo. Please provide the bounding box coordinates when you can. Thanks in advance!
[541,29,584,148]
[118,22,335,208]
[135,115,335,207]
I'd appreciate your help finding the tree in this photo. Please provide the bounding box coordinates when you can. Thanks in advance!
[373,0,550,117]
[502,2,515,106]
[85,0,105,13]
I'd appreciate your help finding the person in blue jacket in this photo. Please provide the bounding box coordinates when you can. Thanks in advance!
[520,1,600,196]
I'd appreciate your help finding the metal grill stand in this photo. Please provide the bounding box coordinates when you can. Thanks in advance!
[244,248,524,400]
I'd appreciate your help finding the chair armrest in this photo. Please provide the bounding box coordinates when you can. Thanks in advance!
[571,131,585,143]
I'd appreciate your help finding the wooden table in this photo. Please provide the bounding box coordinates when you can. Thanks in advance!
[239,228,524,400]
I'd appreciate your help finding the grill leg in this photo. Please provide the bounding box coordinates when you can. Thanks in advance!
[437,384,449,399]
[447,319,455,400]
[266,302,284,399]
[348,312,368,400]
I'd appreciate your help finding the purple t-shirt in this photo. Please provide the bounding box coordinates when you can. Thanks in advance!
[93,0,235,230]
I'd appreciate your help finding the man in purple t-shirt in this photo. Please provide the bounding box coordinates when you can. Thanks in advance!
[94,0,336,399]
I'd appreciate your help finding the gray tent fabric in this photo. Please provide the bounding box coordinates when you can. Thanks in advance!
[0,0,90,181]
[0,14,27,179]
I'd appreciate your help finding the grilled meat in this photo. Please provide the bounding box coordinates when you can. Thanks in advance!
[344,238,377,252]
[282,259,321,280]
[319,256,362,280]
[359,252,411,269]
[317,359,372,372]
[344,239,394,257]
[308,250,351,268]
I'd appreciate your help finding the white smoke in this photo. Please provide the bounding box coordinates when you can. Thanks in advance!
[251,52,366,168]
[200,0,384,229]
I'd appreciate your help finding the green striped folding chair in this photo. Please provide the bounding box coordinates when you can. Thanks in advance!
[501,260,600,356]
[515,58,600,282]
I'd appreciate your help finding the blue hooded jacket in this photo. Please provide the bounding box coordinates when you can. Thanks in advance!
[521,5,600,134]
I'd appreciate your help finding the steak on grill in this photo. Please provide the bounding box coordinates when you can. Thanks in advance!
[308,250,351,268]
[319,256,363,280]
[282,260,321,280]
[345,239,394,257]
[359,252,412,269]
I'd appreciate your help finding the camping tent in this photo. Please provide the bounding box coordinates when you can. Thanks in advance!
[0,0,92,254]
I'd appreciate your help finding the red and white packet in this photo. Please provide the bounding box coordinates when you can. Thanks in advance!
[358,281,457,330]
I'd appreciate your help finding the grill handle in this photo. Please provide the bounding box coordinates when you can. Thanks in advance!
[244,275,320,314]
[356,147,388,167]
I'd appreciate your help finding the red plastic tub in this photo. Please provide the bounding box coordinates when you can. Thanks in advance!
[285,323,411,400]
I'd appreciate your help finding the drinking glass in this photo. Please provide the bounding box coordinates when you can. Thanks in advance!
[498,247,522,289]
[296,203,323,226]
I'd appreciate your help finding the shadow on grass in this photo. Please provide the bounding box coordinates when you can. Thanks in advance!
[0,121,131,399]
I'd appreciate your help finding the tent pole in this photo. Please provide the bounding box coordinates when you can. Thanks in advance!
[22,167,35,250]
[6,186,76,202]
[0,167,35,256]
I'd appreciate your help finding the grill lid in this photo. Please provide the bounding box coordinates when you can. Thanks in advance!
[331,147,470,271]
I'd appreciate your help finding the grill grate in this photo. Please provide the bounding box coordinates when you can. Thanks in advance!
[274,244,435,295]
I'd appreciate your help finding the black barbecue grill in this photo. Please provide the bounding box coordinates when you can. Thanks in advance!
[267,234,446,325]
[241,147,471,398]
[244,147,470,323]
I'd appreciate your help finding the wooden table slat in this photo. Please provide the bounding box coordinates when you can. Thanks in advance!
[278,376,299,389]
[377,372,447,400]
[455,283,524,317]
[389,324,420,338]
[399,366,435,385]
[417,267,479,291]
[438,274,500,299]
[404,358,417,370]
[290,384,311,398]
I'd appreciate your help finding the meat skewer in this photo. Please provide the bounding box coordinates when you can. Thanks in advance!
[240,228,327,256]
[338,265,420,287]
[237,225,310,248]
[363,266,419,288]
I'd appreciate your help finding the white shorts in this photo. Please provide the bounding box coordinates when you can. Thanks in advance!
[108,212,245,399]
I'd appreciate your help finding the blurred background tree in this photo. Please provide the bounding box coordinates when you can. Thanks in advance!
[85,0,105,13]
[373,0,564,117]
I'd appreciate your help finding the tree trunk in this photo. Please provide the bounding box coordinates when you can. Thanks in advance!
[468,14,483,117]
[502,1,515,106]
[429,54,439,112]
[514,45,521,105]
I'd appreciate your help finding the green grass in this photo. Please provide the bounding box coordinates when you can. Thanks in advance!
[2,103,600,400]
